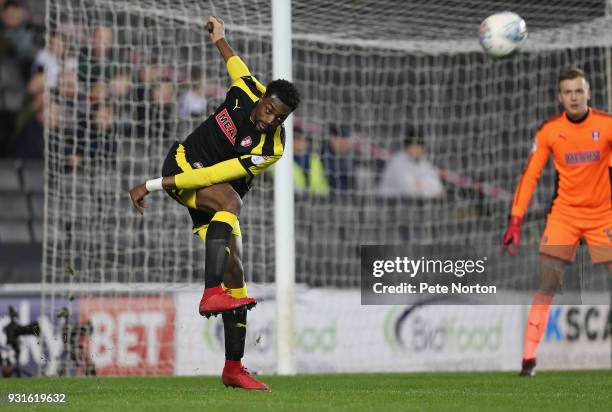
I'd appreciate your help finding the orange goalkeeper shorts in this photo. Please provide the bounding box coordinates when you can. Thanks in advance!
[539,210,612,263]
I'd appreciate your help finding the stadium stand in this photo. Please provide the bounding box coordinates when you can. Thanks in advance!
[0,160,43,283]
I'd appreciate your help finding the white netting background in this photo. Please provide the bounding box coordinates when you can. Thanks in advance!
[43,0,612,292]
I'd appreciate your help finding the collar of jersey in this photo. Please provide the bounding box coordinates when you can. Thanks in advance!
[564,107,590,126]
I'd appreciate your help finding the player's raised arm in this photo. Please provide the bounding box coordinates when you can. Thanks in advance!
[207,16,251,82]
[208,16,234,62]
[502,131,551,255]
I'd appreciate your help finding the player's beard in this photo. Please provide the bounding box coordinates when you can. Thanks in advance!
[256,121,268,132]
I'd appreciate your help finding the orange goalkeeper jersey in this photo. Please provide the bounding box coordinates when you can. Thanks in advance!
[511,108,612,219]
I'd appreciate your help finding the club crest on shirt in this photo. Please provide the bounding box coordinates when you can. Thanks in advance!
[240,136,253,147]
[192,162,204,169]
[592,130,600,141]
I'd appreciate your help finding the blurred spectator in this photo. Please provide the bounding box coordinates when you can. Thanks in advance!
[134,61,161,137]
[78,25,114,83]
[150,80,174,139]
[0,0,34,63]
[0,0,33,145]
[12,69,43,127]
[55,69,80,131]
[179,67,209,119]
[109,67,132,100]
[152,80,174,107]
[43,69,80,165]
[378,129,445,199]
[137,61,161,85]
[58,69,78,101]
[89,79,108,103]
[90,103,115,156]
[109,67,133,126]
[322,124,355,192]
[293,126,329,196]
[135,62,161,107]
[32,32,70,88]
[6,101,59,159]
[67,103,115,169]
[2,68,41,157]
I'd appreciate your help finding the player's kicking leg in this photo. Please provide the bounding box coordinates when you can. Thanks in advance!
[194,183,256,317]
[520,253,567,377]
[219,235,270,392]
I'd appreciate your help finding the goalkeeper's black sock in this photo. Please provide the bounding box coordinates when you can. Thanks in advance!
[223,309,247,361]
[204,212,237,289]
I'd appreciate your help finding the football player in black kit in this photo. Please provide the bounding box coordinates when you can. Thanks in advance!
[129,16,300,391]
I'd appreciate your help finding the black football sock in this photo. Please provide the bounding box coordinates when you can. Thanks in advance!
[204,212,236,289]
[223,309,247,361]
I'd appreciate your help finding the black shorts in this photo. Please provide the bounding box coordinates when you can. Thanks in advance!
[161,141,249,231]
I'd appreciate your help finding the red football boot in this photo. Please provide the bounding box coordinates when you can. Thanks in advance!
[222,360,271,392]
[198,286,257,318]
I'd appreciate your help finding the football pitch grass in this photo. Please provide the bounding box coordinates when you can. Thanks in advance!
[1,370,610,411]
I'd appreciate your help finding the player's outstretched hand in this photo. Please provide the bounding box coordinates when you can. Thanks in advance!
[207,16,225,43]
[502,215,523,256]
[129,183,150,215]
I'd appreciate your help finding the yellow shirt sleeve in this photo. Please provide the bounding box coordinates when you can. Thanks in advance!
[227,55,267,96]
[227,55,251,83]
[174,158,247,189]
[174,153,283,190]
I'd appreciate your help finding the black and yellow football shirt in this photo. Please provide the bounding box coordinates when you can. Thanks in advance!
[174,56,285,191]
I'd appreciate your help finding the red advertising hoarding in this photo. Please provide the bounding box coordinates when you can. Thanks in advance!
[79,296,175,375]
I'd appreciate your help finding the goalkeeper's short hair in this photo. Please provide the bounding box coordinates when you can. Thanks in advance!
[265,79,300,111]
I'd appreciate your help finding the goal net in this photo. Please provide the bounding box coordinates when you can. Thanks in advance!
[42,0,612,375]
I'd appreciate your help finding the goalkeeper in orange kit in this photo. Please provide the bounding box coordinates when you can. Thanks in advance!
[128,16,300,391]
[502,68,612,376]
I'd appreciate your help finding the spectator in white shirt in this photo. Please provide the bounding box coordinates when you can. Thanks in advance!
[179,67,209,119]
[379,130,445,199]
[32,33,69,88]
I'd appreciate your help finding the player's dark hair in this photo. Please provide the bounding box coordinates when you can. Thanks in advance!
[265,79,300,111]
[558,68,589,89]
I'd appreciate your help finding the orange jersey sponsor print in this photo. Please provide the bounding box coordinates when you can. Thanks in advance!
[512,108,612,219]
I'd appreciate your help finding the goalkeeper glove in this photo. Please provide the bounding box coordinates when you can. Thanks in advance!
[502,215,522,256]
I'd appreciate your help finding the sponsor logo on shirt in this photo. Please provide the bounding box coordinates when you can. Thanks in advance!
[251,155,269,165]
[564,150,601,165]
[241,136,253,147]
[215,108,237,144]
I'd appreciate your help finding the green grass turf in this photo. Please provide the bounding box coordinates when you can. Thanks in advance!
[0,370,610,412]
